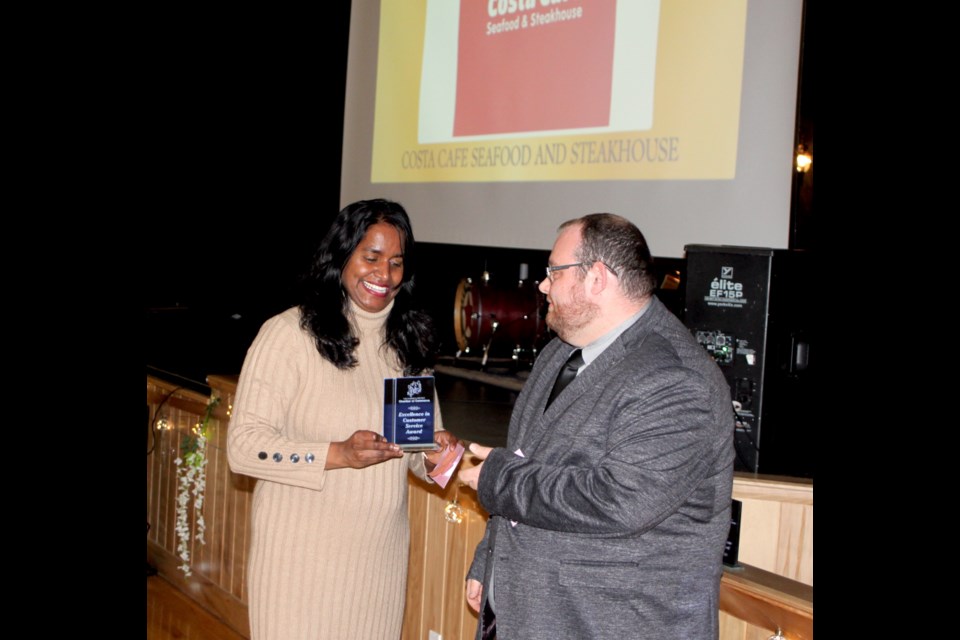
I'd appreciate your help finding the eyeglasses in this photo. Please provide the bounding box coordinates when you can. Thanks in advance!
[545,262,584,281]
[544,260,618,282]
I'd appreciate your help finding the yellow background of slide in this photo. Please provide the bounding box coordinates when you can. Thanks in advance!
[372,0,748,182]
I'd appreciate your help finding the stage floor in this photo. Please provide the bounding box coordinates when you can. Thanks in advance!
[434,369,520,448]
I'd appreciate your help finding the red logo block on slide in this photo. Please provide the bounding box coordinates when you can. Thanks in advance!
[454,1,617,137]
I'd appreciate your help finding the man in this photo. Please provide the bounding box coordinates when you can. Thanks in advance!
[459,214,734,639]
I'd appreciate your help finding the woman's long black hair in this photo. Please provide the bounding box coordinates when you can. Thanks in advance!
[298,199,436,374]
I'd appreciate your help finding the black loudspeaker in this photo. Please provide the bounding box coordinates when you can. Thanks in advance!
[683,245,814,479]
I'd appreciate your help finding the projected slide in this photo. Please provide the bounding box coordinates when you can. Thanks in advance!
[419,0,654,142]
[372,0,748,183]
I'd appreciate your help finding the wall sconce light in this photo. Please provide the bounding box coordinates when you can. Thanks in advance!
[795,145,812,173]
[444,484,466,524]
[444,499,465,524]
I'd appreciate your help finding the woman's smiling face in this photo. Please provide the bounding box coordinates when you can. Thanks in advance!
[341,221,405,313]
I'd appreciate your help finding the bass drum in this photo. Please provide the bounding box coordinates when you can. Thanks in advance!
[453,276,548,364]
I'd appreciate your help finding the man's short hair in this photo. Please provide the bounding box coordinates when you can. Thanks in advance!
[560,213,656,301]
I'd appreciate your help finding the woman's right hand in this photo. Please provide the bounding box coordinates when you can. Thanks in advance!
[326,430,404,469]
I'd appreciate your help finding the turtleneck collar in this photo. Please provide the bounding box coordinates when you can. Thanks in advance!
[347,298,395,326]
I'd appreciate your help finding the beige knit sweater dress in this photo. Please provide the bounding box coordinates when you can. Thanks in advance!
[227,301,439,639]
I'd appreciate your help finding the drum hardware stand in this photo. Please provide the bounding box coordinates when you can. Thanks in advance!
[481,319,499,368]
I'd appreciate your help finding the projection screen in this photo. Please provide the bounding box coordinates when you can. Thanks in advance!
[341,0,804,258]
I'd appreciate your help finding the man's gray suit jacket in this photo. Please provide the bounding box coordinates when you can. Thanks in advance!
[467,295,735,640]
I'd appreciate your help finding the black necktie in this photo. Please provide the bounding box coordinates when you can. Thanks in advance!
[545,348,584,410]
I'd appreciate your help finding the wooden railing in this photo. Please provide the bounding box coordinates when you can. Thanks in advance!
[146,373,813,639]
[146,376,250,638]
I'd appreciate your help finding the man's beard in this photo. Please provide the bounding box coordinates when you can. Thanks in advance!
[545,286,600,341]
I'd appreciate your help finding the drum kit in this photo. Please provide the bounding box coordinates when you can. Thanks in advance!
[452,266,551,369]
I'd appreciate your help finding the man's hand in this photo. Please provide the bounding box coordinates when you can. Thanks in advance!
[465,578,484,613]
[458,443,492,491]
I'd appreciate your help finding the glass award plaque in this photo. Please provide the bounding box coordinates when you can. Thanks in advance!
[383,375,438,451]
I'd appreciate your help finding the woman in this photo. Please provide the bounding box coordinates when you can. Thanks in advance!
[227,199,457,639]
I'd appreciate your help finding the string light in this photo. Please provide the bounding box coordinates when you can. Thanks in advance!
[795,145,812,173]
[444,484,465,524]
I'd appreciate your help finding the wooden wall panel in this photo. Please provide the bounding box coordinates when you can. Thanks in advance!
[234,473,251,602]
[739,500,781,574]
[776,503,812,584]
[422,491,450,636]
[402,478,430,640]
[441,492,471,640]
[719,611,747,640]
[221,457,238,597]
[460,508,488,639]
[403,475,478,640]
[733,475,813,586]
[148,375,811,639]
[719,613,791,640]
